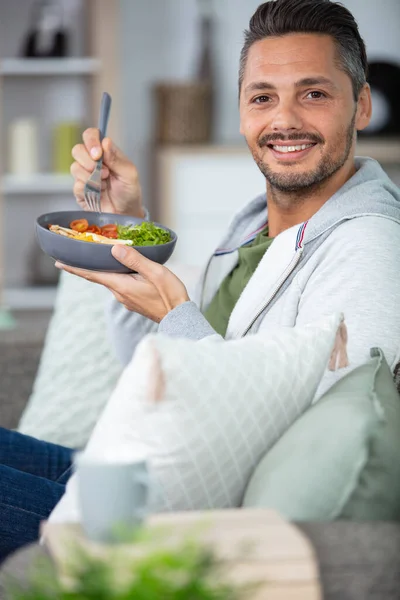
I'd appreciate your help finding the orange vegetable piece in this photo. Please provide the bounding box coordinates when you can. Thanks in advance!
[70,219,89,233]
[86,225,101,234]
[101,224,118,239]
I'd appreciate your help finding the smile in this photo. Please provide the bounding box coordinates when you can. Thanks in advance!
[267,142,318,162]
[270,143,315,153]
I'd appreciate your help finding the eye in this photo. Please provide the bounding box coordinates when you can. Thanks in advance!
[254,95,271,104]
[306,91,326,99]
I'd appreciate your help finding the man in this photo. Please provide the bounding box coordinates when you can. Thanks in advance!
[1,0,400,561]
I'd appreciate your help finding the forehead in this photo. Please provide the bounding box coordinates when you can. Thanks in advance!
[243,33,342,85]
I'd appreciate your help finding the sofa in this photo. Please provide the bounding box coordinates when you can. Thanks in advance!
[1,296,400,599]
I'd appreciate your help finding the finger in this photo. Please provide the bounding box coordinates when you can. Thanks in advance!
[73,180,86,201]
[111,245,163,279]
[73,179,108,204]
[70,161,109,182]
[111,246,189,312]
[71,142,96,171]
[82,127,103,160]
[112,290,129,307]
[102,137,139,182]
[54,262,122,288]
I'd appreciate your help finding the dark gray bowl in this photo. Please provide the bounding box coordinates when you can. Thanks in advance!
[36,211,177,273]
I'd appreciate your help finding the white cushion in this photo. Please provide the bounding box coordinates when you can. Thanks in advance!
[48,312,345,524]
[18,272,123,448]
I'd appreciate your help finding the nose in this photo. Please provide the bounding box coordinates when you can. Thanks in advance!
[270,98,303,132]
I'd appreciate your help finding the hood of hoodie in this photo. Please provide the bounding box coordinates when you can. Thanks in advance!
[200,156,400,314]
[303,156,400,245]
[214,156,400,255]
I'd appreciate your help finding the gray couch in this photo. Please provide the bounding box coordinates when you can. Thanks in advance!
[1,321,400,600]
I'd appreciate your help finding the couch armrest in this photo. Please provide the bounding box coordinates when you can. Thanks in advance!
[297,521,400,600]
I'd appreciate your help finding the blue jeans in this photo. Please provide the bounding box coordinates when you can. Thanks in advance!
[0,427,74,562]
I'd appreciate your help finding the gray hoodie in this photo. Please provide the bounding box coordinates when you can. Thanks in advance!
[107,157,400,398]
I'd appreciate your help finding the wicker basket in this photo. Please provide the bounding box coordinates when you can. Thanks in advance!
[154,82,213,144]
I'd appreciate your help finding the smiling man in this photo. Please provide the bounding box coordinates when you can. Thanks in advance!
[1,0,400,561]
[61,0,399,394]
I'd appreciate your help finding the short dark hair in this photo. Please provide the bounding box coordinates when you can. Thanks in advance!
[239,0,368,100]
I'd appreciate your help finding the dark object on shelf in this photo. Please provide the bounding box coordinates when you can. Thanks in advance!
[20,0,68,58]
[360,61,400,137]
[196,0,215,83]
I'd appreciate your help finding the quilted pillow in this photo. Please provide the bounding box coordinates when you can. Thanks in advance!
[17,272,123,448]
[48,312,346,525]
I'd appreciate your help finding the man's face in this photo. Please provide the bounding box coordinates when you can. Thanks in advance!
[240,34,369,194]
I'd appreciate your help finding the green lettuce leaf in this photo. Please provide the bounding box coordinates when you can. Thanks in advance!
[116,222,172,246]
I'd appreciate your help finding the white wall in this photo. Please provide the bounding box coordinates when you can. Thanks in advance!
[118,0,400,210]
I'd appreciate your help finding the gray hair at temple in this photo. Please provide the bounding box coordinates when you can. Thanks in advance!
[239,0,368,101]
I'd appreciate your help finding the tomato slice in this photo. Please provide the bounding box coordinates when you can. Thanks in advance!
[102,230,119,239]
[86,225,101,234]
[70,219,89,232]
[101,224,118,239]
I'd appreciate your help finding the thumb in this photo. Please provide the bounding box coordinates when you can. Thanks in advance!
[102,137,136,180]
[111,245,156,277]
[112,245,189,311]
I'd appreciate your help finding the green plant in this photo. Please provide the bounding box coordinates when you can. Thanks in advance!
[5,531,254,600]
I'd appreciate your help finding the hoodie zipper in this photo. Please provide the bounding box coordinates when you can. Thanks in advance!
[240,246,304,337]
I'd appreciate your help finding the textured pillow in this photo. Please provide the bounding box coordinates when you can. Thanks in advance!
[18,272,123,449]
[48,312,346,525]
[243,348,400,521]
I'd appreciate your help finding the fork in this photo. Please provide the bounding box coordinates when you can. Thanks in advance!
[84,92,112,213]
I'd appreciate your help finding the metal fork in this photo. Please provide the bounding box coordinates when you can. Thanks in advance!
[84,92,112,213]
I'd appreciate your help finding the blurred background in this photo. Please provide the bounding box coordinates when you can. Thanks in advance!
[0,0,399,321]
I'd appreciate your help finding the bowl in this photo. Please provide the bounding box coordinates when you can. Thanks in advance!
[36,211,177,273]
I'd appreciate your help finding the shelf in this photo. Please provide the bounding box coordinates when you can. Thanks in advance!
[3,286,57,310]
[2,173,73,194]
[0,58,101,76]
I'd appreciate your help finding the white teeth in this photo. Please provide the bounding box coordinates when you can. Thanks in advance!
[272,144,314,153]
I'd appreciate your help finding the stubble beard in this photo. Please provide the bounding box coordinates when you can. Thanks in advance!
[250,112,357,199]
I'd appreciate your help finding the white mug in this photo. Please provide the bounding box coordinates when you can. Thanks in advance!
[74,453,151,544]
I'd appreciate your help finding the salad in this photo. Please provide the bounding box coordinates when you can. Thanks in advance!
[48,219,172,246]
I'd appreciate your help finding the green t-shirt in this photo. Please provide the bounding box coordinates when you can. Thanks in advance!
[204,227,274,337]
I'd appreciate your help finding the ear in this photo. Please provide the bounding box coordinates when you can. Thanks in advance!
[355,83,372,132]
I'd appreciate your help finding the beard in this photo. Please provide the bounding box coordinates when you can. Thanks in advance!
[250,112,356,194]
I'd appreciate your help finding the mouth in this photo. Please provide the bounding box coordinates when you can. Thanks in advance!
[267,142,318,161]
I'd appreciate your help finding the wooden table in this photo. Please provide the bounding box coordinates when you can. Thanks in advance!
[42,508,322,599]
